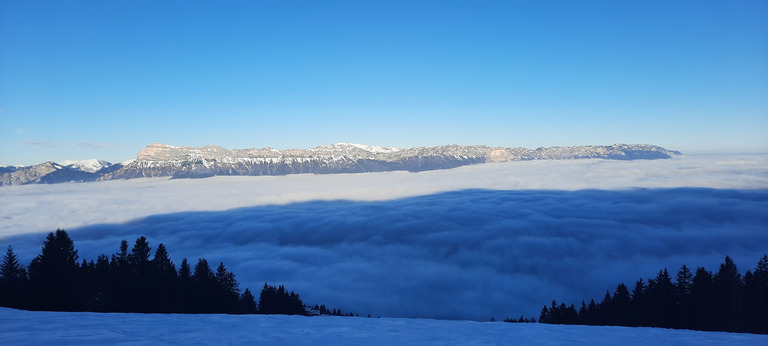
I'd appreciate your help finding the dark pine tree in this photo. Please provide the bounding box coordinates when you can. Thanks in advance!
[746,255,768,333]
[598,291,612,325]
[258,283,307,315]
[128,236,153,312]
[675,264,694,329]
[629,278,647,326]
[713,256,743,332]
[27,229,81,311]
[176,258,193,312]
[192,258,217,313]
[690,267,716,330]
[240,288,257,314]
[612,283,631,326]
[215,262,241,313]
[0,246,29,308]
[646,269,675,328]
[151,243,176,312]
[105,239,131,311]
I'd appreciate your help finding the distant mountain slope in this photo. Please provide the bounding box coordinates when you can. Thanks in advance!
[0,143,681,186]
[59,159,112,173]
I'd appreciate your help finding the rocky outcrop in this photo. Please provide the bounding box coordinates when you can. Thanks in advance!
[101,143,680,180]
[0,143,681,185]
[0,162,66,185]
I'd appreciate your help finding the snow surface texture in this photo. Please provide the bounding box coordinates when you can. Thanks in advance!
[0,308,765,346]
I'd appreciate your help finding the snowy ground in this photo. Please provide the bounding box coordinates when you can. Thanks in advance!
[1,308,765,346]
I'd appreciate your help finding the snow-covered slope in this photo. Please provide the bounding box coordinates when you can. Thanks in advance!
[0,308,764,345]
[59,159,112,173]
[0,143,681,185]
[101,142,681,180]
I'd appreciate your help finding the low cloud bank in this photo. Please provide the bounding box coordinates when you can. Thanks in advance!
[4,188,767,321]
[1,154,766,238]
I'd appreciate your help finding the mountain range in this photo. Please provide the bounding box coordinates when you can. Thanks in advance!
[0,143,681,186]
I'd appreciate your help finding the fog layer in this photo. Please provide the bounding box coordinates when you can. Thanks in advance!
[4,188,767,321]
[1,154,766,237]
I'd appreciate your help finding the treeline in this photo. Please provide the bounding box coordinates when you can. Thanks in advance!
[0,229,342,316]
[539,255,768,334]
[502,316,536,323]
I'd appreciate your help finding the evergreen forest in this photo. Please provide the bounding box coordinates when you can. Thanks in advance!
[0,229,345,316]
[538,255,768,334]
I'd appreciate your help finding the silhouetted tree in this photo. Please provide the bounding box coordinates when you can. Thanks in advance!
[193,258,216,312]
[646,269,675,327]
[538,255,768,334]
[743,255,768,333]
[215,262,240,312]
[240,288,257,314]
[258,283,307,315]
[629,278,647,326]
[0,246,28,308]
[28,229,81,311]
[675,264,694,328]
[713,256,742,331]
[2,232,326,317]
[612,283,631,326]
[176,258,193,312]
[151,243,176,312]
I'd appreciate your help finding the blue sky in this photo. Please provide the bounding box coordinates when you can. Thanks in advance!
[1,0,766,165]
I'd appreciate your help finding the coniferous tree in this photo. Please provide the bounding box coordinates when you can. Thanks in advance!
[176,258,192,312]
[152,244,176,278]
[752,256,768,333]
[129,236,151,267]
[215,262,240,312]
[258,283,307,315]
[742,270,763,333]
[215,262,240,297]
[116,240,129,267]
[0,246,29,308]
[128,236,153,311]
[2,233,318,316]
[537,255,768,334]
[690,266,715,330]
[28,229,81,311]
[586,299,599,325]
[598,291,612,325]
[612,283,631,326]
[0,246,28,282]
[178,258,191,281]
[240,288,257,314]
[675,264,694,328]
[647,269,675,327]
[713,256,743,331]
[629,278,647,326]
[193,258,216,312]
[149,243,176,312]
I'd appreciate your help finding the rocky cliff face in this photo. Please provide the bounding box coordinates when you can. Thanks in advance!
[0,143,681,185]
[0,162,63,185]
[100,143,680,180]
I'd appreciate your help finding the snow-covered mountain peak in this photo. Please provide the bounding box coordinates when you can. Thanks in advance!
[331,142,403,153]
[1,143,682,185]
[60,159,112,173]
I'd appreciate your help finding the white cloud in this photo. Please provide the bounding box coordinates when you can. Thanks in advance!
[0,154,765,237]
[1,154,766,320]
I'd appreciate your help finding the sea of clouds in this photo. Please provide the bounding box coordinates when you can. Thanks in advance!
[1,154,767,320]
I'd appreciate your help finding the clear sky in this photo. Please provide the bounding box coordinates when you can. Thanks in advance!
[1,0,766,165]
